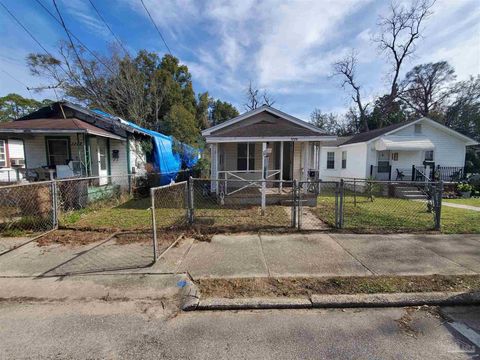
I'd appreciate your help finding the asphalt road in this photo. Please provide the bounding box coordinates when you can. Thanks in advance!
[0,301,478,359]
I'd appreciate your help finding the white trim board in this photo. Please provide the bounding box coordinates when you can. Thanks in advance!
[202,105,326,136]
[205,136,337,143]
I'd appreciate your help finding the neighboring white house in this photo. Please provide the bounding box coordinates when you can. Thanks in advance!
[319,117,478,182]
[201,105,336,193]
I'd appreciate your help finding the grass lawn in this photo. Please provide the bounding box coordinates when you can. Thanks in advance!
[440,206,480,234]
[60,196,291,231]
[314,195,434,231]
[443,198,480,207]
[314,195,479,233]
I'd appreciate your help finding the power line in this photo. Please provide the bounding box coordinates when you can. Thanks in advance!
[52,0,106,107]
[139,0,172,55]
[87,0,129,55]
[33,0,116,75]
[0,2,54,56]
[0,1,94,101]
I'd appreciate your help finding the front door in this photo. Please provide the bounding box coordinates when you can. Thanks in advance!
[282,142,292,181]
[97,138,108,185]
[377,150,391,180]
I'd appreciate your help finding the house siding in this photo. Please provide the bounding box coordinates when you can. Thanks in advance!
[391,120,467,167]
[319,143,368,181]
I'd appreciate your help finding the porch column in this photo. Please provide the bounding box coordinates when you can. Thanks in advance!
[261,142,267,214]
[211,143,218,192]
[279,141,284,193]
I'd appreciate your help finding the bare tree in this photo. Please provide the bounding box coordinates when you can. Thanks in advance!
[244,81,275,111]
[375,0,435,126]
[332,51,370,131]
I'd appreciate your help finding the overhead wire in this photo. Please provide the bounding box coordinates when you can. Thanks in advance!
[33,0,116,75]
[0,1,89,96]
[139,0,172,55]
[52,0,106,108]
[87,0,129,56]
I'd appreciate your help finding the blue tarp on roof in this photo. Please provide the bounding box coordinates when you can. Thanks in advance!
[92,109,198,185]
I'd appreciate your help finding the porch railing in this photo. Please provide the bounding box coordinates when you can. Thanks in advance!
[370,165,465,182]
[218,170,282,195]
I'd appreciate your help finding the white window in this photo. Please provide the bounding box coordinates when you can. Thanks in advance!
[425,150,434,161]
[237,143,255,171]
[414,124,422,134]
[0,140,6,167]
[341,151,347,169]
[327,152,335,169]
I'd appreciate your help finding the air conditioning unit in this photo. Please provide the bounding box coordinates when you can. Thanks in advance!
[10,158,25,167]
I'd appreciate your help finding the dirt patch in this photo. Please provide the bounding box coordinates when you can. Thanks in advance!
[36,230,112,247]
[395,307,420,337]
[196,275,480,298]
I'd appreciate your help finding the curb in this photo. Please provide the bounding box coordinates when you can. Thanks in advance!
[311,291,480,308]
[197,297,311,311]
[188,291,480,311]
[180,275,200,311]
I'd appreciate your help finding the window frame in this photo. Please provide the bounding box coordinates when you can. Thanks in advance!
[341,151,347,169]
[237,143,255,171]
[424,150,434,162]
[414,124,422,134]
[45,136,71,167]
[0,139,6,168]
[326,151,335,169]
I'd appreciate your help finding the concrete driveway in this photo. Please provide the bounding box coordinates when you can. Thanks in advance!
[178,233,480,279]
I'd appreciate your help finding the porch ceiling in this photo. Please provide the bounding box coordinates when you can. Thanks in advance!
[0,118,125,140]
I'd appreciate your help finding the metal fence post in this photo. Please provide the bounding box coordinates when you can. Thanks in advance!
[434,180,443,231]
[150,187,158,262]
[297,181,303,230]
[353,178,357,207]
[292,179,297,228]
[187,176,194,225]
[51,180,58,229]
[335,182,339,228]
[339,179,344,228]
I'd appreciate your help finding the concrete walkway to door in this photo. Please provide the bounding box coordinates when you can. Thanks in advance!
[177,233,480,279]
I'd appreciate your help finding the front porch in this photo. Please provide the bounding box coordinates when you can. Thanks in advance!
[211,140,321,194]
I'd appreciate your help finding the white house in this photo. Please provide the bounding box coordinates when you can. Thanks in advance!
[319,117,478,182]
[201,105,336,193]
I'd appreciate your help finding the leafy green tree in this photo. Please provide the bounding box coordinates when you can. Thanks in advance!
[310,108,351,136]
[195,92,211,130]
[0,93,52,122]
[162,104,199,145]
[27,44,227,146]
[210,100,239,126]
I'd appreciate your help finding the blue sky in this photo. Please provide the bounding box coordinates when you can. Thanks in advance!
[0,0,479,120]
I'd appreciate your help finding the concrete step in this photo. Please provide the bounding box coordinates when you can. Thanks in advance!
[401,194,428,200]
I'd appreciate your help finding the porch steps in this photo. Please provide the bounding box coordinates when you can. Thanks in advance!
[394,186,427,200]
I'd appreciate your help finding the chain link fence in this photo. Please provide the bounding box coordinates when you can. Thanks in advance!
[0,181,55,240]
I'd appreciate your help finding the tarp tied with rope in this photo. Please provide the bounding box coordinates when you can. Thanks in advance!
[92,110,199,185]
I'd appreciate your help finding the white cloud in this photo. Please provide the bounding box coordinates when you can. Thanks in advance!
[255,0,371,88]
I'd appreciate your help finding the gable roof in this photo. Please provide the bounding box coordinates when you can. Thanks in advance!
[202,105,326,136]
[339,117,478,147]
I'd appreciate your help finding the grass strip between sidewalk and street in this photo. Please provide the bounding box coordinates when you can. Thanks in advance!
[196,275,480,299]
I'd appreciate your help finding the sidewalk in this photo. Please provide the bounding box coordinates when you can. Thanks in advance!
[443,202,480,212]
[0,232,479,302]
[177,233,480,279]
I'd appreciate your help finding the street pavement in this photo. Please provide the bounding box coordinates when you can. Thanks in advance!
[0,301,478,359]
